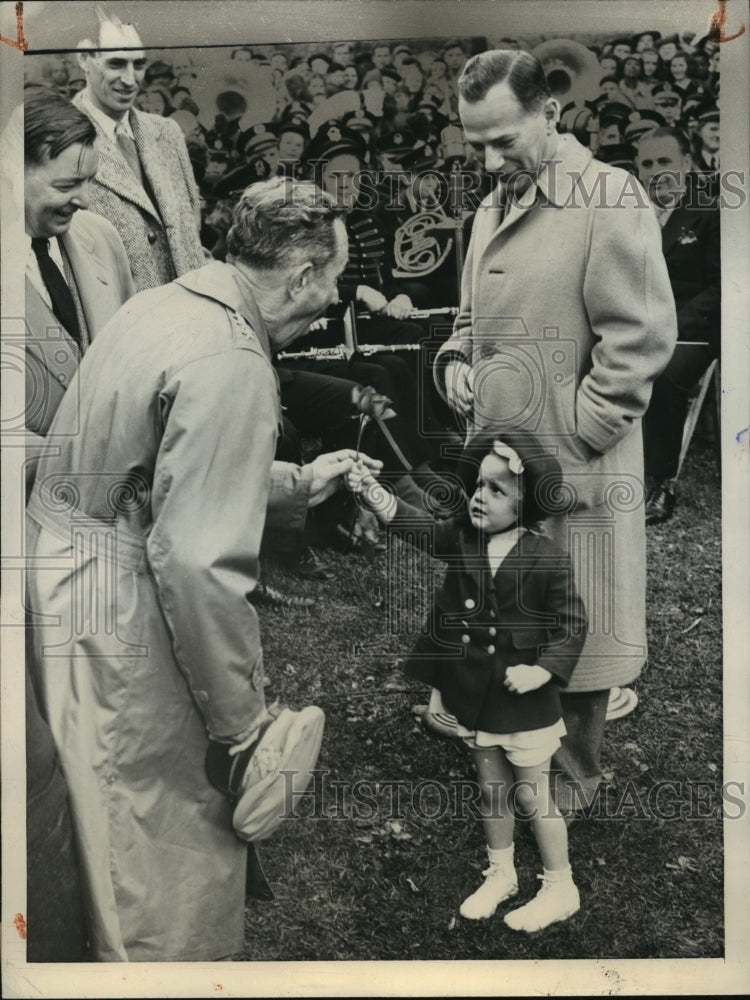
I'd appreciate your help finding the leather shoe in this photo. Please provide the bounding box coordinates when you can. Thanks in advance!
[645,482,676,525]
[250,580,315,609]
[289,546,335,581]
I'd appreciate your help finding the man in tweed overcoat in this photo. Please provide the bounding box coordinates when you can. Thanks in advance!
[73,12,205,290]
[437,50,678,814]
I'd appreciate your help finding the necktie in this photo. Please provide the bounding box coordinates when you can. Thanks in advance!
[115,124,144,185]
[31,237,81,346]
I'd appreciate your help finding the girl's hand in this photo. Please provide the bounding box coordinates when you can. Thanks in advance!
[504,664,552,694]
[346,461,397,522]
[344,460,376,494]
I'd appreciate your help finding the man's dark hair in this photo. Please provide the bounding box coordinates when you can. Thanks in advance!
[458,49,551,113]
[24,88,97,167]
[227,177,346,270]
[638,124,692,157]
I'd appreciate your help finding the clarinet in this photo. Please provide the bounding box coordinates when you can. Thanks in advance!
[356,306,459,321]
[277,346,348,361]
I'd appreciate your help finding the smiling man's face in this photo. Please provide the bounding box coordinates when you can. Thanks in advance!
[25,142,99,238]
[80,22,146,121]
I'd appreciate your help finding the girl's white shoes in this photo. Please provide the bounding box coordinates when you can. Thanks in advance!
[459,863,519,920]
[504,872,580,932]
[460,866,580,931]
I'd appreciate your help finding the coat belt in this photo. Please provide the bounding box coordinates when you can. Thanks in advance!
[27,485,148,574]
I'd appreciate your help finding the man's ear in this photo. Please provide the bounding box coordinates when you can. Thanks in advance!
[76,47,91,74]
[544,97,560,125]
[288,261,314,299]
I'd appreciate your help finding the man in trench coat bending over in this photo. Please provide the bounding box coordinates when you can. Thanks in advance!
[436,50,678,818]
[25,178,376,961]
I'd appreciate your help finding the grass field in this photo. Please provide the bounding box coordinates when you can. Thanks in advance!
[237,437,723,962]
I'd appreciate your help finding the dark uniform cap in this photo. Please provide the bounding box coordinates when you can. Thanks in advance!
[237,123,279,158]
[303,120,369,164]
[210,154,273,197]
[399,141,439,171]
[456,430,566,525]
[372,128,416,156]
[273,117,311,142]
[608,36,633,50]
[651,83,682,105]
[697,106,719,125]
[308,52,332,68]
[342,108,377,132]
[623,109,667,141]
[597,101,634,128]
[380,66,402,82]
[623,52,643,65]
[596,142,638,169]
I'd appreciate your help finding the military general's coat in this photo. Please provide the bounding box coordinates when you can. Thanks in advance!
[26,262,312,961]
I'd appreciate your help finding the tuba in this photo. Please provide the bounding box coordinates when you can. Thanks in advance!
[531,39,602,110]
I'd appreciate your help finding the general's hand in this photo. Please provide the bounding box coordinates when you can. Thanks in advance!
[384,293,414,320]
[356,285,388,314]
[308,317,329,332]
[308,449,383,507]
[504,664,552,694]
[444,359,474,417]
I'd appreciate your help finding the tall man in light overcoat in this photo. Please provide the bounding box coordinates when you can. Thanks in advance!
[73,12,205,290]
[436,50,678,814]
[26,179,373,961]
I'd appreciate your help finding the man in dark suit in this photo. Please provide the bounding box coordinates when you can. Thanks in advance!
[73,11,205,290]
[24,89,135,450]
[21,86,134,961]
[636,126,721,523]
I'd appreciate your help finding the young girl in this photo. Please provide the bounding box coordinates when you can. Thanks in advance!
[347,431,588,931]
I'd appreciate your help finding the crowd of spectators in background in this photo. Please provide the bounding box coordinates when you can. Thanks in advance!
[26,29,721,244]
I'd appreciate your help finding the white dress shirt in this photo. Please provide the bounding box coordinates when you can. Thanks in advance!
[25,231,66,310]
[79,91,135,143]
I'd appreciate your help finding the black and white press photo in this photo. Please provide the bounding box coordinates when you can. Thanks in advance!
[1,1,748,996]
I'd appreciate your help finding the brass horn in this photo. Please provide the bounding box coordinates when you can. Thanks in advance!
[531,39,602,109]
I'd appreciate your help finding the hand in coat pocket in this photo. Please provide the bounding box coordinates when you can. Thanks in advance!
[504,663,552,694]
